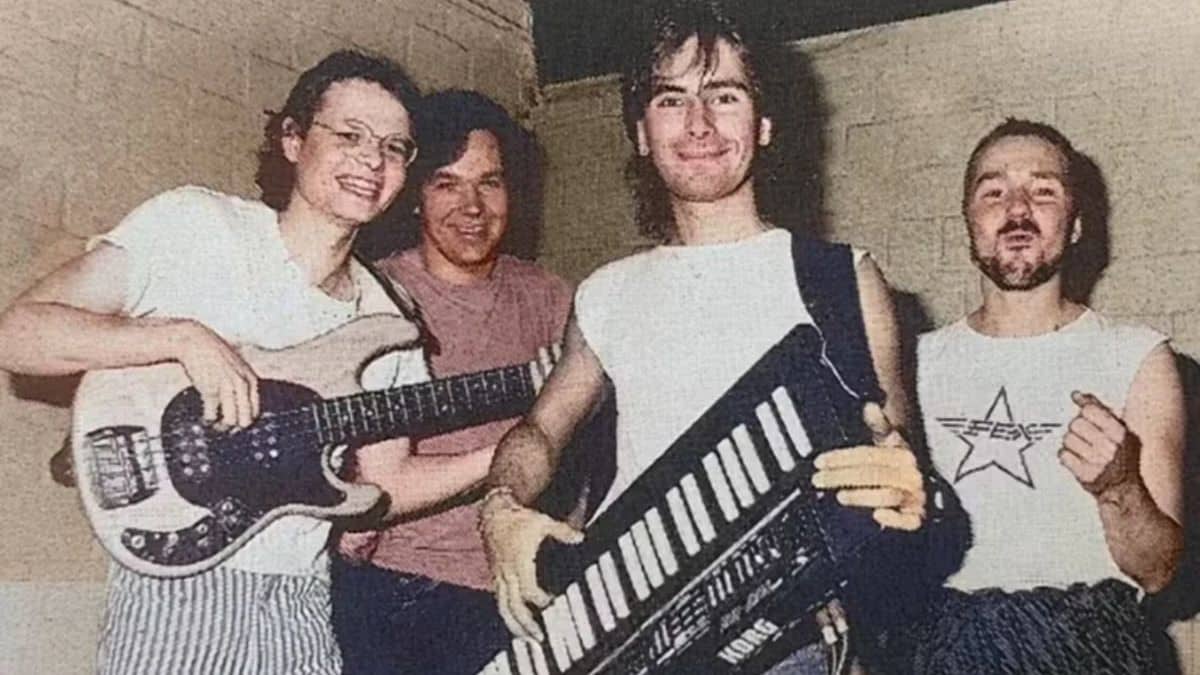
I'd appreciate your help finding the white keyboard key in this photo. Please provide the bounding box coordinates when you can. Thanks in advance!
[771,387,813,457]
[731,423,771,494]
[680,473,718,542]
[543,596,582,670]
[585,563,617,632]
[702,451,740,522]
[717,438,755,508]
[666,486,701,556]
[481,657,501,675]
[756,401,795,471]
[511,638,536,675]
[644,506,679,576]
[566,582,597,650]
[598,551,631,619]
[630,520,665,588]
[520,637,550,675]
[493,652,514,675]
[618,532,652,600]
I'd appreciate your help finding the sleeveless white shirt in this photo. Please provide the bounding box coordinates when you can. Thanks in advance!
[917,309,1163,591]
[575,229,865,517]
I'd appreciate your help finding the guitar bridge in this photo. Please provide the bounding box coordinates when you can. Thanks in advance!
[84,426,158,509]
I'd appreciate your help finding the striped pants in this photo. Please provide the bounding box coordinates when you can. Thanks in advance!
[96,565,341,675]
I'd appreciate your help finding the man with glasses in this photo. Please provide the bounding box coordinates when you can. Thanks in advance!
[333,90,575,675]
[0,51,434,674]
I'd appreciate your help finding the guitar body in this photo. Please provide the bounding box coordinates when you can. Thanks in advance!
[71,314,413,578]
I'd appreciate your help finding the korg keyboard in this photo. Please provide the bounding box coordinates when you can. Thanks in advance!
[478,324,915,675]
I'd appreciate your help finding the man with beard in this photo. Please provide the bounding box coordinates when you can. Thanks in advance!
[909,119,1184,674]
[477,2,928,672]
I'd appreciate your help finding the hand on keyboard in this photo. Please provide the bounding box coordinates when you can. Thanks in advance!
[480,489,584,641]
[810,402,927,530]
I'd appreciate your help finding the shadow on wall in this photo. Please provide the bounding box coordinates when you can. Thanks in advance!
[1063,150,1110,305]
[756,40,830,240]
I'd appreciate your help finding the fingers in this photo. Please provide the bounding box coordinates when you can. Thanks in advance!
[815,445,916,471]
[545,518,585,546]
[873,507,923,531]
[861,401,896,444]
[835,486,911,509]
[1070,391,1126,441]
[497,572,544,641]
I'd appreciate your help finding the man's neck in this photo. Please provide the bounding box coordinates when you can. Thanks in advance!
[419,242,498,286]
[277,202,357,290]
[671,184,768,245]
[968,274,1086,337]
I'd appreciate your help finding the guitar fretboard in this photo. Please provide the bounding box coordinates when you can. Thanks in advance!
[311,363,538,446]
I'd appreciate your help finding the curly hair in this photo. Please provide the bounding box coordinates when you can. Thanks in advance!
[255,50,420,211]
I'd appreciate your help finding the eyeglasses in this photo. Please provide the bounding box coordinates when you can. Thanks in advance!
[309,119,418,166]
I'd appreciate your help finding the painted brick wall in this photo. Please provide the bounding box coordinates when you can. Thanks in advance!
[531,0,1200,670]
[0,1,533,672]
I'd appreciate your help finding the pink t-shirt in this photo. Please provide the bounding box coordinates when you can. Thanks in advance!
[344,248,572,589]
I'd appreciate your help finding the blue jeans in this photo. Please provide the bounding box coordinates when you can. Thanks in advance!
[331,557,510,675]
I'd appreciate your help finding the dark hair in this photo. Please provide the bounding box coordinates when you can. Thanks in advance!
[406,90,534,211]
[354,90,542,260]
[620,0,776,242]
[256,50,420,211]
[962,118,1082,220]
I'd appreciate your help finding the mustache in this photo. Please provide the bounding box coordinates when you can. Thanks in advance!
[997,218,1040,237]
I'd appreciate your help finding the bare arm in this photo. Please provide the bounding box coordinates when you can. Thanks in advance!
[487,318,607,504]
[480,317,606,639]
[0,243,259,427]
[856,254,911,429]
[1061,343,1184,592]
[811,255,925,530]
[355,438,494,518]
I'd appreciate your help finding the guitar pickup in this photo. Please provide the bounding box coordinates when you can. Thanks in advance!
[84,426,157,509]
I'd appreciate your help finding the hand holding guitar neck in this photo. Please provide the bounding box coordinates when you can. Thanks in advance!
[170,319,260,431]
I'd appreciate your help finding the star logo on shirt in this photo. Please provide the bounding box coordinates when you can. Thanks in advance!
[935,387,1061,488]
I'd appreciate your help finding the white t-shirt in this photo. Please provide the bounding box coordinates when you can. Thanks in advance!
[917,310,1164,591]
[92,186,428,578]
[575,228,864,516]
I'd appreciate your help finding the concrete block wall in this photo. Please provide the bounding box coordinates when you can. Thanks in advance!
[532,0,1200,670]
[0,1,534,673]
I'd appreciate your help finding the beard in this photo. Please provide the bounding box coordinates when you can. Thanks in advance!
[970,218,1065,291]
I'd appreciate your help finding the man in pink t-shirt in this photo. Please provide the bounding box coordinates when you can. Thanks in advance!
[332,90,574,675]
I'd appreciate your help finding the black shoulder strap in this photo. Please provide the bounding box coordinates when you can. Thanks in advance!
[789,232,884,403]
[353,251,440,356]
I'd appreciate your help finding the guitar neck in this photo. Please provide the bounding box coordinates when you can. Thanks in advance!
[310,362,538,446]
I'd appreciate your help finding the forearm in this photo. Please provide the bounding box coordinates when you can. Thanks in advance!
[0,302,184,375]
[358,440,494,518]
[486,421,562,506]
[1098,478,1183,592]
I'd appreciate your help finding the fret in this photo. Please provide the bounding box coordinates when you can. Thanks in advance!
[383,389,396,428]
[433,379,452,418]
[311,405,324,445]
[321,400,333,441]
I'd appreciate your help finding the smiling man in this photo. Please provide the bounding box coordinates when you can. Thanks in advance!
[0,50,431,675]
[332,90,573,675]
[476,2,928,673]
[910,119,1185,673]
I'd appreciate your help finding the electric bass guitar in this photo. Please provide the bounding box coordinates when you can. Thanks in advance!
[71,314,558,578]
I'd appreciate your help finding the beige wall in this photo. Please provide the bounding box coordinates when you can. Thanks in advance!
[532,0,1200,670]
[0,1,533,672]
